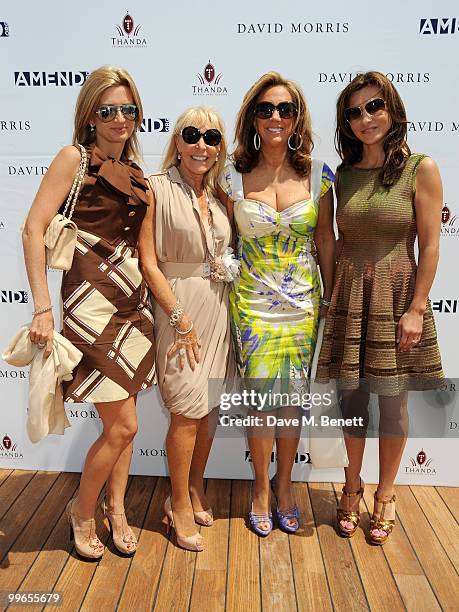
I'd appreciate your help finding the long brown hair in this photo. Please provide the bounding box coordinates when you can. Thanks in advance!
[336,71,410,186]
[73,66,143,163]
[233,71,313,177]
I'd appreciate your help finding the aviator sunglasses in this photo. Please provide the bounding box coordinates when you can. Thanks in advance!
[344,98,386,123]
[253,101,297,120]
[95,104,138,123]
[181,126,222,146]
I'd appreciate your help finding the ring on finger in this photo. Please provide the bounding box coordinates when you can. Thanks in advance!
[179,348,186,357]
[37,342,46,348]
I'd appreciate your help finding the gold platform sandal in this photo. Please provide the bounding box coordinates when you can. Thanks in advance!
[336,479,365,538]
[369,493,396,546]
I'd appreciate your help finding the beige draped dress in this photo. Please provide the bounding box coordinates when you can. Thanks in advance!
[148,166,234,418]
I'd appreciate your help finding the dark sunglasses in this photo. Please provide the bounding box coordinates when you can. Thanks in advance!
[344,98,386,123]
[253,101,297,119]
[95,104,138,123]
[181,126,222,146]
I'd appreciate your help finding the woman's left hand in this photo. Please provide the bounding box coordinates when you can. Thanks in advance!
[396,310,423,351]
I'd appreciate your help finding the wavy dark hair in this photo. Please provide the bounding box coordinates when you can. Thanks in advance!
[233,71,313,177]
[336,71,411,186]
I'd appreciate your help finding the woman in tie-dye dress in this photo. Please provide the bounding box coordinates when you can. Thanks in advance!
[218,72,335,536]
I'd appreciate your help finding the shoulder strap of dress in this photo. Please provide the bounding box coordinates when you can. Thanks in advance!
[310,159,323,201]
[229,163,244,201]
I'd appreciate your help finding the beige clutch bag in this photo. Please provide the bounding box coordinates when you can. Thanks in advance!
[43,144,88,270]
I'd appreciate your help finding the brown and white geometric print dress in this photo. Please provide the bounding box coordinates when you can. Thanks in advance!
[148,166,234,419]
[62,144,155,403]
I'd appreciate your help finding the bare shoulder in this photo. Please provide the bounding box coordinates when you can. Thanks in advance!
[417,156,440,178]
[49,145,82,176]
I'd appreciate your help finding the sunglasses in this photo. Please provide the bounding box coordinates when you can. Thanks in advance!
[344,98,386,123]
[181,126,222,146]
[253,101,297,120]
[95,104,138,123]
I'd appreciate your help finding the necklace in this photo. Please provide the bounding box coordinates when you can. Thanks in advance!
[182,183,226,282]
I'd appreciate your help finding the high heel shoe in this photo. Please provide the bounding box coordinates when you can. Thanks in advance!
[336,478,365,538]
[193,508,214,527]
[162,497,204,552]
[249,503,273,537]
[65,498,104,561]
[101,498,137,557]
[369,493,396,546]
[270,477,300,534]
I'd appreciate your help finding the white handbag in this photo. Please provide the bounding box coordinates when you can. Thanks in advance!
[43,144,88,270]
[306,318,349,469]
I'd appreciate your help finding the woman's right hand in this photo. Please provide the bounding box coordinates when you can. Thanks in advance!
[167,316,201,371]
[29,310,54,358]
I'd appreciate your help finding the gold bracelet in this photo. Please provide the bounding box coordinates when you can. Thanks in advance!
[32,305,52,316]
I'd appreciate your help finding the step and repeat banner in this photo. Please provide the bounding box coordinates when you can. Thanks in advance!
[0,1,458,485]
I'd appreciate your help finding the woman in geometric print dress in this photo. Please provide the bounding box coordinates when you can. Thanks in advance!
[22,66,155,560]
[218,72,336,536]
[316,72,444,545]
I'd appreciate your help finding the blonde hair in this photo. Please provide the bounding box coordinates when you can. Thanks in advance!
[72,65,143,163]
[233,71,313,177]
[162,106,227,194]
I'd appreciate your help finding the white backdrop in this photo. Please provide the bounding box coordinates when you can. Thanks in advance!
[0,1,457,485]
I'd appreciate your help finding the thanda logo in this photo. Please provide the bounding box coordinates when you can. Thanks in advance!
[112,12,147,47]
[245,450,311,464]
[0,434,23,459]
[405,448,436,475]
[139,117,170,133]
[192,60,228,96]
[441,205,459,237]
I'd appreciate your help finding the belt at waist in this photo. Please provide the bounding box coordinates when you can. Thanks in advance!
[158,261,210,278]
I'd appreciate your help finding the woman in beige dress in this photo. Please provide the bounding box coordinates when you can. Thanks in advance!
[138,107,234,551]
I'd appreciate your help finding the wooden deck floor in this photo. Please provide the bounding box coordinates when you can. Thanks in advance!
[0,470,458,611]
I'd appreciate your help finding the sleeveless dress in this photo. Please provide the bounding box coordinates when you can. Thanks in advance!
[62,145,155,403]
[316,154,444,396]
[148,167,234,419]
[219,160,334,395]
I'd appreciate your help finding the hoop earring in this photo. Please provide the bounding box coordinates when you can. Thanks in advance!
[288,133,303,151]
[253,132,261,151]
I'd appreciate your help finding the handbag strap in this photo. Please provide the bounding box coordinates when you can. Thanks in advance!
[62,144,88,220]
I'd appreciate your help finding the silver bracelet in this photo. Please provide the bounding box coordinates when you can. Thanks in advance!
[320,298,332,307]
[175,322,194,335]
[169,301,184,327]
[32,305,52,316]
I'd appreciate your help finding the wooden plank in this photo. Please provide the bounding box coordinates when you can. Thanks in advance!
[226,480,261,612]
[80,476,154,611]
[117,477,168,612]
[189,479,230,612]
[260,519,296,612]
[362,484,423,576]
[153,507,198,612]
[394,575,442,612]
[395,485,459,610]
[289,482,332,612]
[0,469,12,488]
[0,471,59,564]
[332,483,404,611]
[46,481,132,612]
[0,470,36,519]
[411,486,459,571]
[0,472,79,592]
[308,482,369,611]
[436,487,459,524]
[18,479,80,597]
